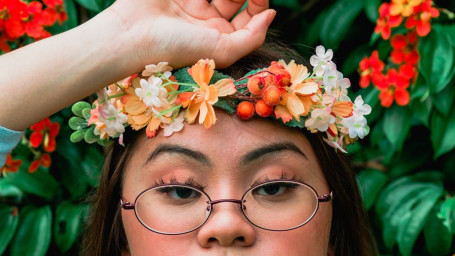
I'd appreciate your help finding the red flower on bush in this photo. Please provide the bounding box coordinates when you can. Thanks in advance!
[1,154,22,175]
[0,0,68,52]
[390,32,420,65]
[375,2,403,40]
[358,51,385,88]
[29,152,51,173]
[405,0,439,36]
[30,117,60,152]
[377,68,410,107]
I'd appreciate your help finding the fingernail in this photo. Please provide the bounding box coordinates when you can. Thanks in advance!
[267,10,276,26]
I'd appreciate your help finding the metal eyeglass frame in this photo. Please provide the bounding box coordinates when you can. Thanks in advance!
[121,179,333,235]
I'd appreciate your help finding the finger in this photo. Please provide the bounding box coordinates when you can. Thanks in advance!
[210,0,246,20]
[230,0,269,29]
[212,9,276,68]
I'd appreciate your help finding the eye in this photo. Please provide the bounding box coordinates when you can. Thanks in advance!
[253,182,298,196]
[157,186,201,200]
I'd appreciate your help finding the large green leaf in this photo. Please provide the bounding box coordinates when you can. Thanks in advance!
[74,0,102,12]
[363,0,380,23]
[431,78,455,118]
[356,169,388,210]
[0,179,23,198]
[10,205,52,256]
[320,0,364,49]
[383,104,412,152]
[375,172,443,249]
[430,107,455,158]
[425,202,452,256]
[397,186,443,256]
[438,197,455,234]
[54,202,87,252]
[3,164,59,201]
[0,204,19,255]
[419,25,455,94]
[410,96,432,127]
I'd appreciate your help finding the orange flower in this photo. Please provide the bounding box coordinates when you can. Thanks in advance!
[1,154,22,175]
[390,0,423,17]
[179,59,236,129]
[121,77,171,137]
[274,60,319,122]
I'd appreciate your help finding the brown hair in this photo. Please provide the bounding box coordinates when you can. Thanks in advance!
[81,41,378,256]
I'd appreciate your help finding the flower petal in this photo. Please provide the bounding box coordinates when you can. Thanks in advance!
[185,101,202,124]
[293,82,319,96]
[146,117,161,138]
[214,79,236,97]
[274,105,293,123]
[287,94,305,121]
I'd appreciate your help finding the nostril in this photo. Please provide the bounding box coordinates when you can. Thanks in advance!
[236,236,245,242]
[208,237,216,242]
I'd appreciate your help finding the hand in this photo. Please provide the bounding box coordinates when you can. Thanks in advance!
[108,0,275,68]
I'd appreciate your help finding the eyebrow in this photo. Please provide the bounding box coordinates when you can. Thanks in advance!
[144,144,212,167]
[240,142,307,166]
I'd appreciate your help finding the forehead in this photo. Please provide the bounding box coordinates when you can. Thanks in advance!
[123,109,326,189]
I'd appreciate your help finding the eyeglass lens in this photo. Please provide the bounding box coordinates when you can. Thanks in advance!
[134,181,319,235]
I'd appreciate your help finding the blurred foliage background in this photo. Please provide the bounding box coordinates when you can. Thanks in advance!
[1,0,455,255]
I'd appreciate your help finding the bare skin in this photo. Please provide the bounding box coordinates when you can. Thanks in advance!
[0,0,275,130]
[121,111,333,255]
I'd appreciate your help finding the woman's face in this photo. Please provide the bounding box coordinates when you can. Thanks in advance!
[121,110,333,256]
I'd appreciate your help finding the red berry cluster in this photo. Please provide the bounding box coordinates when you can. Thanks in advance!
[359,0,439,108]
[236,62,291,120]
[0,0,67,52]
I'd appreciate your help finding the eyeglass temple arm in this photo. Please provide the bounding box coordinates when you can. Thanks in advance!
[317,191,333,202]
[120,199,135,210]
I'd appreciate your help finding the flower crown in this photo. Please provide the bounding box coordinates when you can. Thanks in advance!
[69,46,371,153]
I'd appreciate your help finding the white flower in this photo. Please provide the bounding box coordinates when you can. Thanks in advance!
[342,114,368,139]
[162,114,184,137]
[322,63,351,101]
[135,77,165,108]
[305,107,335,132]
[142,62,173,77]
[96,104,128,137]
[341,96,371,139]
[352,96,372,116]
[310,46,333,76]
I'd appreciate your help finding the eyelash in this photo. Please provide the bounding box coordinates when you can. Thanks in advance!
[153,176,206,191]
[250,171,305,188]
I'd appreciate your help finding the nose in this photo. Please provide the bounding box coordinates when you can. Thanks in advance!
[197,199,256,248]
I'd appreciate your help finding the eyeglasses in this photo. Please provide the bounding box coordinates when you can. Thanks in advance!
[121,179,333,235]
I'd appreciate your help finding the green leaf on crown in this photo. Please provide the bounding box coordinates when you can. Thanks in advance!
[214,98,236,114]
[174,68,195,92]
[71,101,91,118]
[284,117,306,129]
[210,70,230,84]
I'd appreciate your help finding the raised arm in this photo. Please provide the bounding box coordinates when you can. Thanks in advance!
[0,0,275,130]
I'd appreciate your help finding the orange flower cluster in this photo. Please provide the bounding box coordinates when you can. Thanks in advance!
[0,0,67,52]
[375,0,439,40]
[359,0,439,108]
